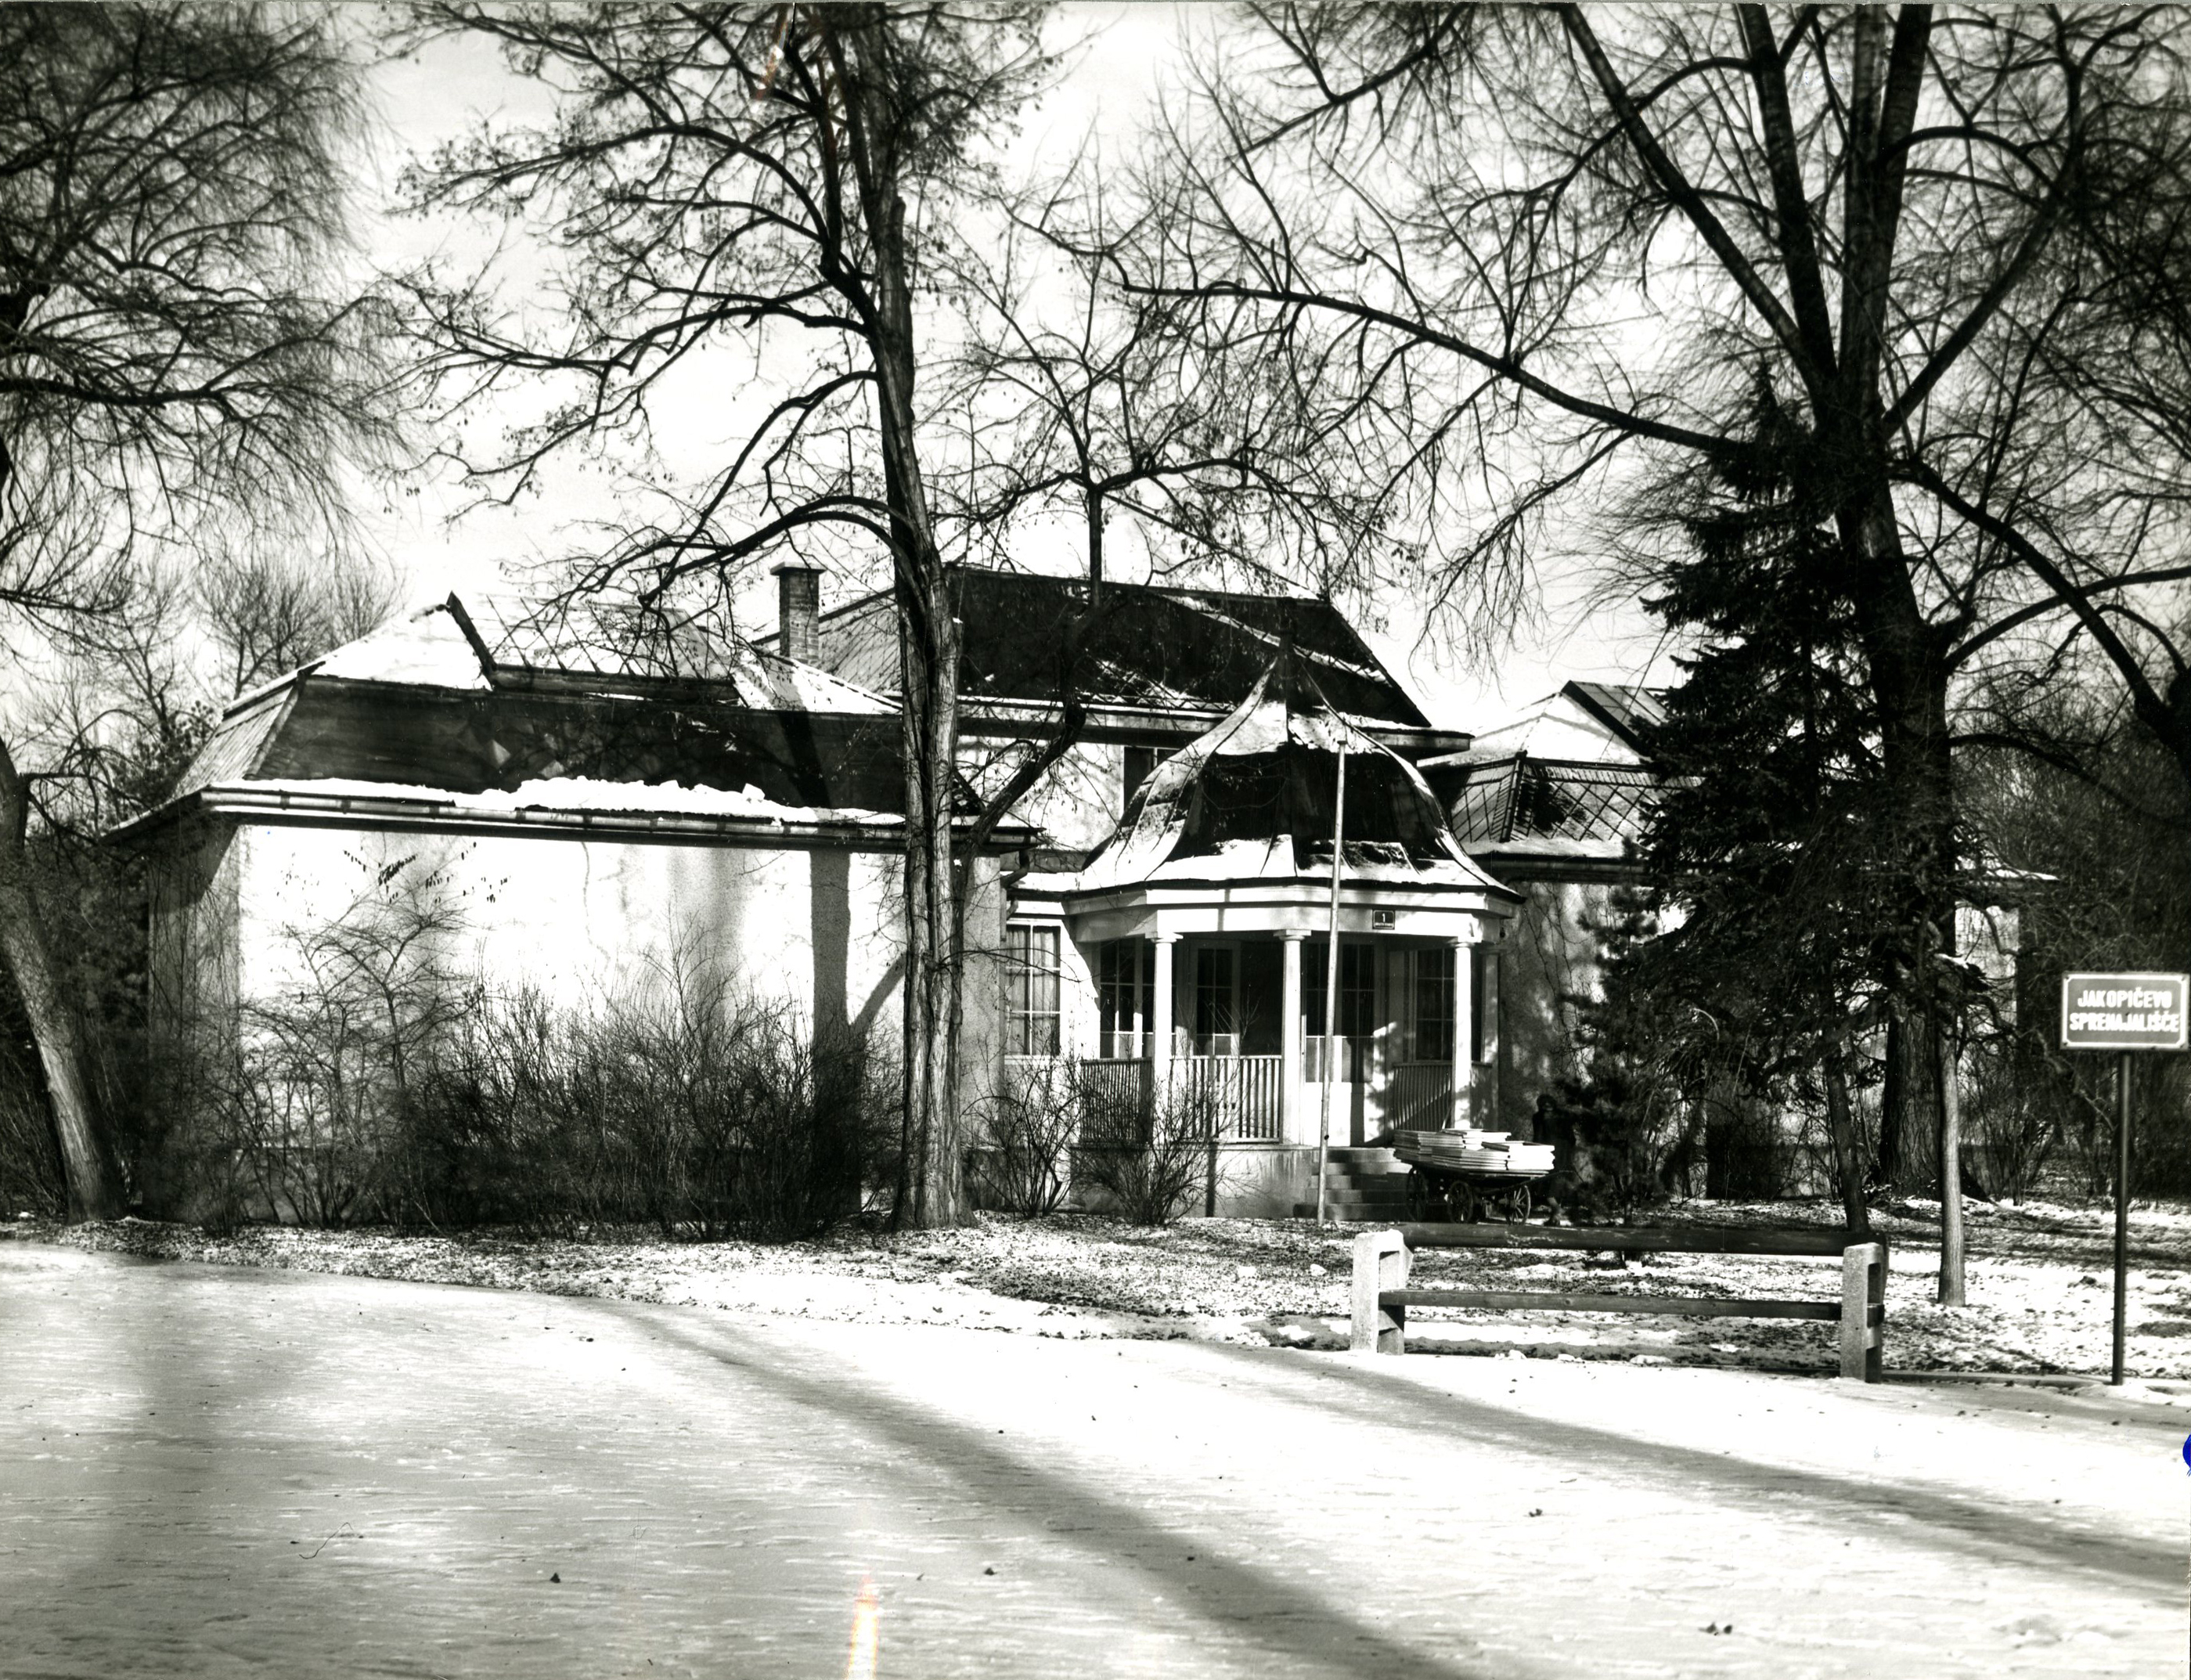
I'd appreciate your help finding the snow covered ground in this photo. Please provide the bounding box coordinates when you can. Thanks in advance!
[0,1242,2178,1678]
[20,1194,2191,1383]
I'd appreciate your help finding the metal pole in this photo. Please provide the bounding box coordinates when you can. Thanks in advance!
[1316,741,1348,1228]
[2114,1049,2133,1386]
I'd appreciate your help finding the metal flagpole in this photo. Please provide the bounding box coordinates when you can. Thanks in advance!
[1316,737,1347,1230]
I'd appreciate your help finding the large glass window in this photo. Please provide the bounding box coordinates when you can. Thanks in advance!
[1004,924,1061,1056]
[1097,939,1154,1058]
[1302,941,1375,1079]
[1194,944,1237,1054]
[1302,941,1375,1038]
[1413,946,1455,1063]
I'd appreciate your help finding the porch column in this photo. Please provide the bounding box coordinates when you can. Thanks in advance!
[1151,932,1178,1099]
[1479,941,1502,1131]
[1279,929,1306,1141]
[1449,936,1472,1133]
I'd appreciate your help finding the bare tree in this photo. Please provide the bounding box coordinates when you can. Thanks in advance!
[196,550,399,698]
[0,4,392,1219]
[1126,2,2191,1300]
[402,3,1056,1227]
[930,183,1412,910]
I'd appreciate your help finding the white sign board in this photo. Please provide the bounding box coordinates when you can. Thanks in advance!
[2059,972,2190,1051]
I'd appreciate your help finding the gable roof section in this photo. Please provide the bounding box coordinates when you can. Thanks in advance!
[1562,681,1668,757]
[1452,681,1669,766]
[796,568,1436,730]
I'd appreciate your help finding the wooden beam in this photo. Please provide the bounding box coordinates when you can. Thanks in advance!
[1396,1222,1858,1257]
[1382,1289,1842,1320]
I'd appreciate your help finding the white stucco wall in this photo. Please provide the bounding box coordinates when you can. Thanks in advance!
[966,739,1127,854]
[219,824,909,1034]
[148,820,1023,1077]
[1497,879,1616,1134]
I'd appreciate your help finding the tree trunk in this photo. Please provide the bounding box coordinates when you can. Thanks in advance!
[839,19,968,1228]
[1820,1036,1872,1238]
[0,732,124,1220]
[1835,482,1958,1289]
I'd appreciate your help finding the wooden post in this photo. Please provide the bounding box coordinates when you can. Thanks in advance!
[1351,1228,1409,1354]
[1150,933,1177,1103]
[1448,937,1470,1132]
[2114,1050,2132,1385]
[1279,930,1306,1143]
[1839,1240,1887,1382]
[1317,745,1348,1227]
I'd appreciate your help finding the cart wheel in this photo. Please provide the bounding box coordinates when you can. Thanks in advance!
[1447,1181,1479,1224]
[1502,1184,1532,1224]
[1405,1169,1432,1221]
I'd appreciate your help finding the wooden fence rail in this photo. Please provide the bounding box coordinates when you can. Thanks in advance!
[1350,1223,1888,1382]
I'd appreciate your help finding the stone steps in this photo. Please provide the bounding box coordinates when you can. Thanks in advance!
[1292,1145,1417,1220]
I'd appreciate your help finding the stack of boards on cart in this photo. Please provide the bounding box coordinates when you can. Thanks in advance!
[1395,1129,1556,1177]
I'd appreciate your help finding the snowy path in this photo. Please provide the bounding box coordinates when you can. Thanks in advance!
[0,1244,2179,1678]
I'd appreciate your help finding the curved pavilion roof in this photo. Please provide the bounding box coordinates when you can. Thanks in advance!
[1074,648,1515,899]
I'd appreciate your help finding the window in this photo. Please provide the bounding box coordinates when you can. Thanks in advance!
[1301,941,1375,1038]
[1123,744,1162,813]
[1097,939,1154,1058]
[1004,924,1061,1056]
[1302,940,1375,1079]
[1194,944,1237,1054]
[1413,946,1455,1064]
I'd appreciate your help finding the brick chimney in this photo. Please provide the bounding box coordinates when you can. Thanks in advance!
[771,560,824,664]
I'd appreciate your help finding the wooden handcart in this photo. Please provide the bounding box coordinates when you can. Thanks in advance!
[1392,1130,1554,1224]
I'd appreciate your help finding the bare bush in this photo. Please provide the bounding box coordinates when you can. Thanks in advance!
[0,1039,65,1217]
[1962,1039,2058,1203]
[154,889,895,1242]
[395,979,893,1242]
[1072,1073,1222,1228]
[971,1060,1081,1217]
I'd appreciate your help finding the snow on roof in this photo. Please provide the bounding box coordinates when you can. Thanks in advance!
[310,600,492,690]
[452,592,892,713]
[294,592,891,715]
[207,776,898,828]
[1076,653,1511,897]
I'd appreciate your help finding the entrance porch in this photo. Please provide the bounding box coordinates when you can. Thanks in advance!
[1062,930,1490,1148]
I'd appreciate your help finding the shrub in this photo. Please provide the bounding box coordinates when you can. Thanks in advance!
[0,1040,65,1218]
[1073,1074,1222,1227]
[386,982,893,1241]
[155,953,895,1240]
[971,1058,1079,1216]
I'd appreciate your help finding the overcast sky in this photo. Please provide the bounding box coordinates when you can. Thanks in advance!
[361,4,1677,734]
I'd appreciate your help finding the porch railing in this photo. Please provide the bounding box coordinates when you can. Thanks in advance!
[1008,1054,1288,1143]
[1388,1063,1457,1130]
[1074,1056,1151,1113]
[1169,1054,1284,1142]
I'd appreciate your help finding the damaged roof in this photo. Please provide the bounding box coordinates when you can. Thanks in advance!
[789,568,1436,730]
[124,594,949,841]
[1437,756,1660,850]
[317,592,893,715]
[1564,681,1669,756]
